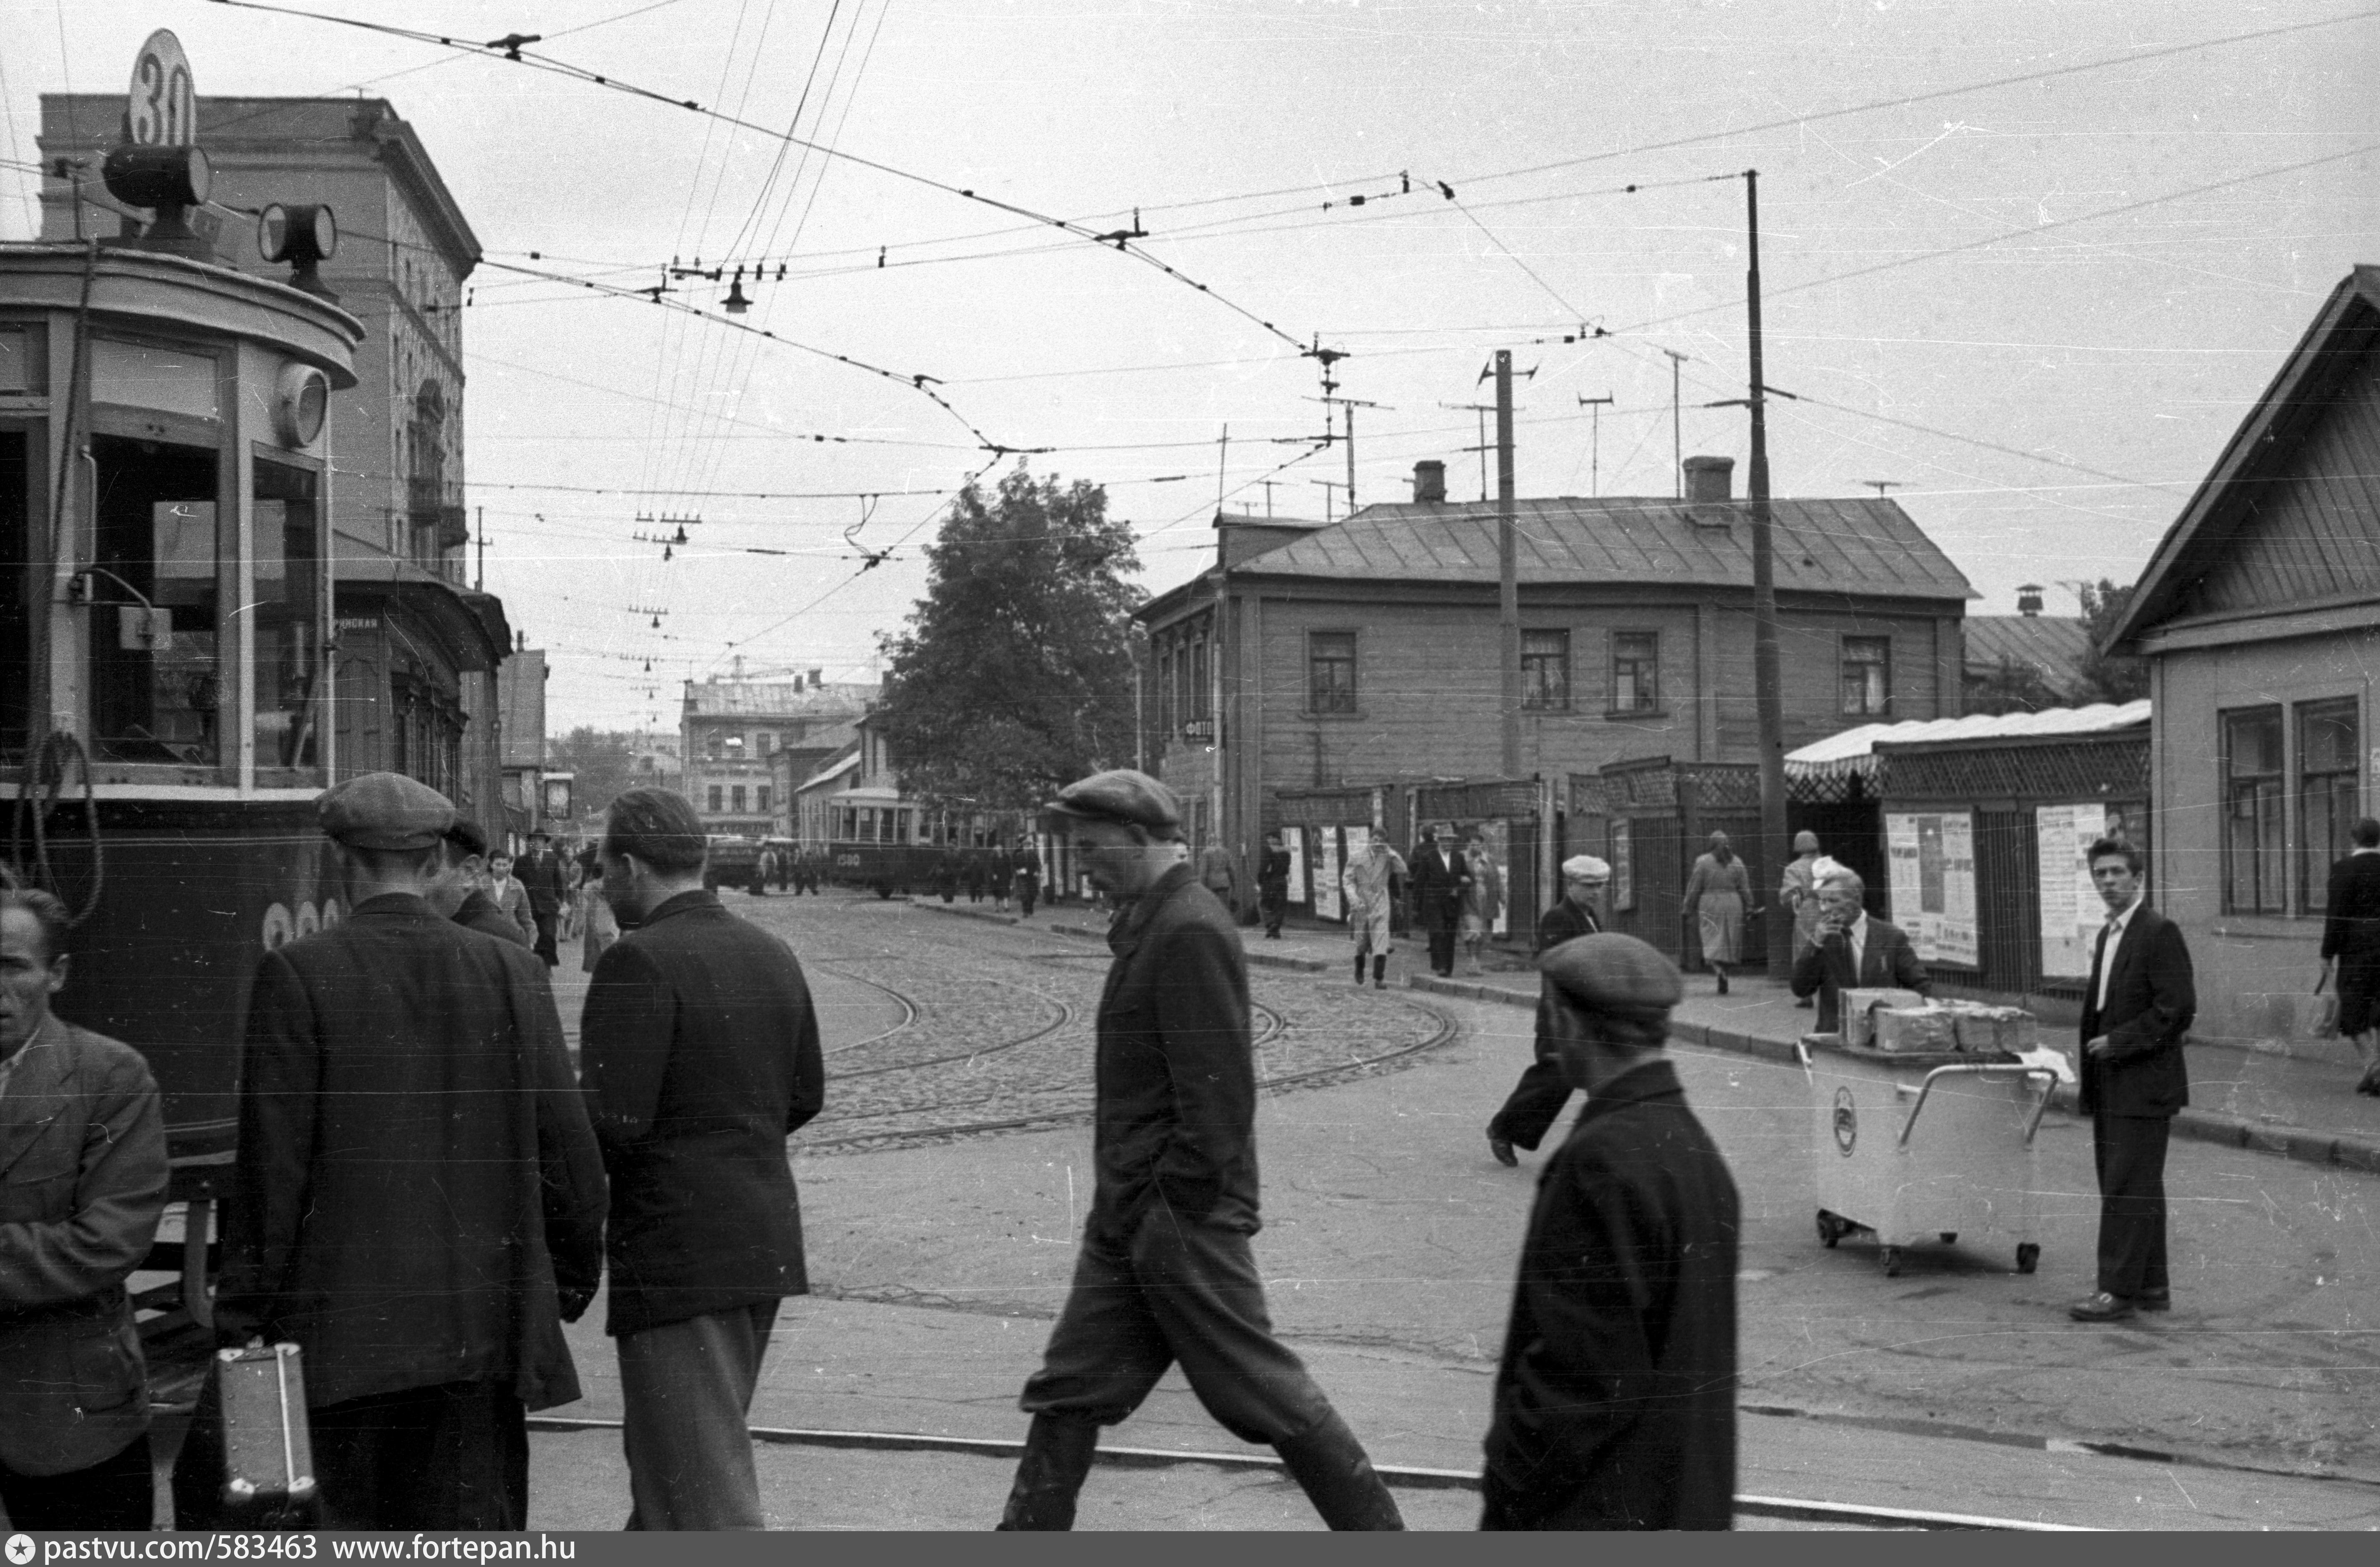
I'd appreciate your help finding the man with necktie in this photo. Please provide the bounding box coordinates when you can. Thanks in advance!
[2067,837,2195,1323]
[1787,863,1930,1034]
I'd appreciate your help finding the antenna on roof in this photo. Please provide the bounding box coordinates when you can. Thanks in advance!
[1860,480,1902,498]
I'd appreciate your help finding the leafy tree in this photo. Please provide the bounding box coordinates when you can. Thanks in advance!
[2075,578,2150,704]
[875,467,1143,810]
[546,726,643,819]
[1964,656,2065,716]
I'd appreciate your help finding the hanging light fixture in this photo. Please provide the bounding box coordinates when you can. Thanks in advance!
[723,266,751,314]
[672,523,690,545]
[651,614,661,629]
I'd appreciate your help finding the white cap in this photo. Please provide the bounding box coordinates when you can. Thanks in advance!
[1562,855,1611,880]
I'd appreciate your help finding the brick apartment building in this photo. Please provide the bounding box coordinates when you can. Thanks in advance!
[680,669,875,837]
[1137,456,1976,910]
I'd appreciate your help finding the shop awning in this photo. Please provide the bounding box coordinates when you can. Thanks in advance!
[1785,701,2151,802]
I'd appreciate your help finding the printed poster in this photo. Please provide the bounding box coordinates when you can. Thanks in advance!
[1477,818,1511,937]
[1609,819,1634,912]
[1283,826,1307,905]
[1884,809,1979,967]
[2035,803,2107,979]
[1314,827,1343,922]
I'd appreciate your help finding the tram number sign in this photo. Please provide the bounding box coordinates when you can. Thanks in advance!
[127,30,197,148]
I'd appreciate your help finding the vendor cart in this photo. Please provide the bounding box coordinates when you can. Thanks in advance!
[1797,1036,2058,1277]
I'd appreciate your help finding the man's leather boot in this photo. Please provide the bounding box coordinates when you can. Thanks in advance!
[1274,1410,1405,1530]
[996,1415,1100,1530]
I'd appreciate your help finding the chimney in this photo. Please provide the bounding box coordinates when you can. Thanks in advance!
[1412,460,1447,505]
[808,668,824,688]
[2016,584,2045,617]
[1681,455,1734,503]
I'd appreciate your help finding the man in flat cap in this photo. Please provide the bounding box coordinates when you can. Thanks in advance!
[184,772,606,1530]
[1482,934,1739,1530]
[998,769,1403,1531]
[1485,855,1610,1165]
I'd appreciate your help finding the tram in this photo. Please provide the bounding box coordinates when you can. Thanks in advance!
[3,160,364,1320]
[815,801,1052,899]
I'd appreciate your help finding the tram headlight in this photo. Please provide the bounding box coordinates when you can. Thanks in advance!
[274,363,330,448]
[102,143,211,211]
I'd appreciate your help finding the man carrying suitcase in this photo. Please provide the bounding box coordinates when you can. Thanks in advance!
[192,773,607,1530]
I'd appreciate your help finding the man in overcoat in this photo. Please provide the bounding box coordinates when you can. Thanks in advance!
[518,830,571,966]
[1486,855,1609,1166]
[193,773,607,1530]
[582,787,827,1529]
[1482,933,1739,1530]
[998,770,1403,1531]
[2068,837,2196,1323]
[429,817,530,947]
[1257,830,1292,939]
[1409,823,1471,977]
[2320,816,2380,1094]
[0,885,169,1530]
[1788,864,1931,1034]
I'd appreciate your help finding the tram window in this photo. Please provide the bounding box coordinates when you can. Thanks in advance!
[254,462,324,773]
[90,436,221,767]
[1,431,28,758]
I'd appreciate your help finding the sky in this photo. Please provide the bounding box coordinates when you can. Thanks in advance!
[5,0,2375,733]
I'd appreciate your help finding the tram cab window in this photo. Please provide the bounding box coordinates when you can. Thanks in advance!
[90,436,222,767]
[1,431,28,759]
[254,461,325,772]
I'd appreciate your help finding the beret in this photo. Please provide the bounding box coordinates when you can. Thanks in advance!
[320,771,454,851]
[1794,830,1821,852]
[1561,855,1611,879]
[1538,933,1683,1016]
[1047,768,1182,833]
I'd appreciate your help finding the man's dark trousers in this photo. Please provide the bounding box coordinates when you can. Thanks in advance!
[2093,1113,2170,1300]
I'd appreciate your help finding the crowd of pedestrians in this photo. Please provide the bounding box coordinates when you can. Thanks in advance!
[0,769,2277,1530]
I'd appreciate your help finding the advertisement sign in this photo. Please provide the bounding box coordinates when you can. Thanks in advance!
[1609,819,1634,912]
[1477,819,1511,937]
[1314,827,1343,922]
[1885,809,1979,967]
[1283,826,1307,905]
[2035,803,2108,979]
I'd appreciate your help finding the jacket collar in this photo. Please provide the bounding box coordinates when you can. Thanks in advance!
[349,892,439,922]
[1578,1056,1685,1122]
[0,1016,76,1178]
[642,889,721,928]
[1109,861,1198,956]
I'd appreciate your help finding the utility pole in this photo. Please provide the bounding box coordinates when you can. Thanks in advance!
[1744,171,1791,978]
[1663,349,1687,497]
[1440,401,1496,499]
[1308,477,1347,522]
[1495,350,1520,778]
[474,505,485,590]
[1214,424,1229,513]
[1578,394,1614,496]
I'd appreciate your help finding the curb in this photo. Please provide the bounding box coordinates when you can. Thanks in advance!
[917,901,1020,927]
[1404,975,2380,1180]
[1044,921,1332,974]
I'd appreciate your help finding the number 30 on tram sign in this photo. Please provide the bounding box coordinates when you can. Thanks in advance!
[127,30,197,148]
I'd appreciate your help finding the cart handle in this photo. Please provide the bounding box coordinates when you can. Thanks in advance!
[1897,1064,2060,1149]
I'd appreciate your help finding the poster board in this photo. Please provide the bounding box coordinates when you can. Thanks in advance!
[1609,819,1635,911]
[1314,827,1343,922]
[2035,803,2108,979]
[1477,819,1512,937]
[1283,826,1307,906]
[1884,809,1979,967]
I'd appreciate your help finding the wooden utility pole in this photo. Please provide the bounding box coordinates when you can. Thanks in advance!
[1663,349,1687,497]
[1496,350,1520,777]
[1578,393,1614,496]
[1744,171,1791,977]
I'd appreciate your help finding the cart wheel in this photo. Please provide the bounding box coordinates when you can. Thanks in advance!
[2015,1243,2040,1275]
[1939,1232,1958,1245]
[1881,1246,1904,1278]
[1815,1210,1842,1249]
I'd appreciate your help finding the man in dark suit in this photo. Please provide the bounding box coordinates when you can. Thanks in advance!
[1258,831,1292,939]
[1487,855,1609,1166]
[1482,933,1740,1530]
[195,773,607,1530]
[428,817,530,947]
[582,787,826,1530]
[1409,823,1472,977]
[1788,866,1931,1034]
[2319,816,2380,1096]
[0,885,169,1530]
[999,771,1402,1532]
[517,831,570,967]
[2069,836,2196,1323]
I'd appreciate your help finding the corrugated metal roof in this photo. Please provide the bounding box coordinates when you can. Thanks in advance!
[1787,700,2151,776]
[683,680,877,718]
[799,751,861,790]
[1231,495,1975,600]
[1964,615,2093,695]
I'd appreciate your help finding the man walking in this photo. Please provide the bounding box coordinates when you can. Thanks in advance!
[998,770,1403,1531]
[1257,831,1292,939]
[2068,837,2195,1323]
[1341,835,1407,990]
[1482,934,1739,1530]
[489,849,535,943]
[428,817,529,947]
[1195,836,1239,916]
[0,885,169,1530]
[196,774,606,1530]
[1409,824,1471,977]
[1788,864,1931,1034]
[1485,855,1609,1166]
[2319,816,2380,1095]
[582,788,827,1529]
[518,831,571,967]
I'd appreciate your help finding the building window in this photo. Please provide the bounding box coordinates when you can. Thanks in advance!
[1841,636,1891,716]
[2221,705,2286,915]
[1609,632,1659,714]
[705,731,723,761]
[1309,632,1357,714]
[1157,646,1175,736]
[2300,699,2360,912]
[731,785,746,813]
[1522,630,1570,710]
[707,785,723,812]
[1192,637,1211,722]
[757,785,773,814]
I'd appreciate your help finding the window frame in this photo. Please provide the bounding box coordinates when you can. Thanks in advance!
[1307,630,1359,716]
[1608,630,1660,717]
[2298,697,2361,914]
[2220,703,2287,916]
[1840,635,1892,718]
[1521,628,1571,712]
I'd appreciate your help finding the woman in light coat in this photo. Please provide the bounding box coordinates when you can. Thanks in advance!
[1682,829,1752,995]
[1459,836,1505,976]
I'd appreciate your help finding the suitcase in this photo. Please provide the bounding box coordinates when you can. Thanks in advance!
[216,1343,318,1511]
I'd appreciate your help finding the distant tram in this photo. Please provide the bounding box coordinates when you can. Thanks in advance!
[3,189,364,1320]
